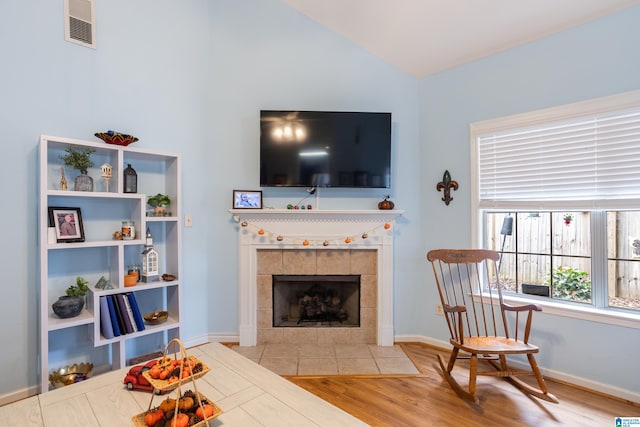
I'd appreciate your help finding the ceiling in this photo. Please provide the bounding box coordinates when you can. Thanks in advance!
[280,0,640,78]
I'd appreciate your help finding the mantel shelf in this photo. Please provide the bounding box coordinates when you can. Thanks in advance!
[229,209,404,222]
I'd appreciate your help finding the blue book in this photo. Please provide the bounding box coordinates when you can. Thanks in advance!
[106,295,121,337]
[116,294,134,334]
[126,292,145,331]
[99,296,114,339]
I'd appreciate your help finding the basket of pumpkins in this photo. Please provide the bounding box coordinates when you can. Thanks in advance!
[131,339,222,427]
[131,389,222,427]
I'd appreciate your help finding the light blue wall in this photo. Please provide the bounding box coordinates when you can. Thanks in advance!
[0,0,420,398]
[421,6,640,395]
[0,0,638,401]
[205,1,422,336]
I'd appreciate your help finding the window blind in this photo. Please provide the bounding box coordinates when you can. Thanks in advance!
[477,108,640,207]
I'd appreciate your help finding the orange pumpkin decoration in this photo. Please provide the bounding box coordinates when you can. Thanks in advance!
[344,237,352,244]
[384,223,391,229]
[302,240,310,246]
[196,404,215,419]
[170,413,189,427]
[378,196,395,210]
[258,229,265,235]
[144,408,164,426]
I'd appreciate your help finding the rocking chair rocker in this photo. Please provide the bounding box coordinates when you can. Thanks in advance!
[427,249,558,404]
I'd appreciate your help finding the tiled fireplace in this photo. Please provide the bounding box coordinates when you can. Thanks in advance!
[257,249,376,344]
[232,209,402,347]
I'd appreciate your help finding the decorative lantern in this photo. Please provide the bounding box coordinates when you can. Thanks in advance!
[141,227,159,282]
[123,163,137,193]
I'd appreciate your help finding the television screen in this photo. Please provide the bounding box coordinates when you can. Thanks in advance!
[260,110,391,188]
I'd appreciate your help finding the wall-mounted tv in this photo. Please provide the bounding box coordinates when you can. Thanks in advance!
[260,110,391,188]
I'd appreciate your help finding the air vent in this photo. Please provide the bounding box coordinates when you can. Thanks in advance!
[64,0,96,49]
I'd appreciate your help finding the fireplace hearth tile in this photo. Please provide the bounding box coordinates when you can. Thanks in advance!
[299,343,336,359]
[230,343,420,376]
[258,328,283,344]
[334,343,372,359]
[316,328,351,345]
[283,328,318,344]
[337,357,379,375]
[367,344,406,358]
[375,357,420,375]
[349,327,376,344]
[298,357,339,375]
[262,343,299,358]
[259,357,298,376]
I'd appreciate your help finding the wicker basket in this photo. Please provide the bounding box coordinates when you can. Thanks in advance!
[131,393,223,427]
[141,355,210,392]
[132,339,221,427]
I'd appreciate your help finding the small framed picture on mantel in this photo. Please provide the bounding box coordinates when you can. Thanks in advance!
[233,190,262,209]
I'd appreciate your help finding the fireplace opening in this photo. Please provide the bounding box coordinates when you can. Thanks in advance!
[273,275,360,327]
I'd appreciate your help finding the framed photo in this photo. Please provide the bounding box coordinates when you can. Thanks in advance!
[233,190,262,209]
[48,207,85,243]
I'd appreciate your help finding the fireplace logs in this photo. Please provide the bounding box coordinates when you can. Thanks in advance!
[272,274,360,328]
[298,286,348,324]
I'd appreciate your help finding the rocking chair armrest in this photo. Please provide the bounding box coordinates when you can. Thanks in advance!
[502,302,542,313]
[443,304,467,313]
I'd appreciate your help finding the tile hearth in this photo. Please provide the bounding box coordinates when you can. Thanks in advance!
[230,343,420,376]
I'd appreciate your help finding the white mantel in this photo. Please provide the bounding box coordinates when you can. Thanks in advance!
[230,209,403,346]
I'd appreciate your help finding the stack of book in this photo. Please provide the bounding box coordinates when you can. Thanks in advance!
[99,293,146,339]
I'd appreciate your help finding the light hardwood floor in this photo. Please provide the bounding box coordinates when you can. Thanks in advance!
[288,343,640,427]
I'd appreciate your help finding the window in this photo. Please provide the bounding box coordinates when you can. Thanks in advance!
[471,90,640,320]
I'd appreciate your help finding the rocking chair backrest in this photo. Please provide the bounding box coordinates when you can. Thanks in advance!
[427,249,507,343]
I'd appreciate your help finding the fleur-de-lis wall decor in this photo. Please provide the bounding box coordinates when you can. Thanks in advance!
[436,170,459,205]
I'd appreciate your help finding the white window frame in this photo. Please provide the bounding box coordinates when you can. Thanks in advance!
[470,89,640,330]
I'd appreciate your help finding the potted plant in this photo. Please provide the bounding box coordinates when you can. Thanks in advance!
[60,147,96,191]
[147,193,171,216]
[52,277,90,319]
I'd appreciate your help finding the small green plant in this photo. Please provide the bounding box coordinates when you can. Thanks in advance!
[65,276,89,297]
[147,193,171,208]
[60,147,95,172]
[546,266,591,301]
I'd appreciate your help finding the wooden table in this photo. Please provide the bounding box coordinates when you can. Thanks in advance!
[1,343,367,426]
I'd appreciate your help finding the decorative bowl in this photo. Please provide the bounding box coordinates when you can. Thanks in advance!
[49,362,93,388]
[94,131,139,146]
[144,311,168,325]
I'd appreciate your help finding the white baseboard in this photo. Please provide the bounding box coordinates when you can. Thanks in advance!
[0,385,38,407]
[393,334,640,404]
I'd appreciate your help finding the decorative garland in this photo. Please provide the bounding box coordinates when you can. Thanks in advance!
[232,215,394,247]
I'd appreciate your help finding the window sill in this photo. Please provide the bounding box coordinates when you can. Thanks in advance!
[500,294,640,330]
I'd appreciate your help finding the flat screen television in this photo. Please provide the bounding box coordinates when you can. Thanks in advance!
[260,110,391,188]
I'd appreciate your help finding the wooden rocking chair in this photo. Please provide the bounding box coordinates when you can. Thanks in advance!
[427,249,558,404]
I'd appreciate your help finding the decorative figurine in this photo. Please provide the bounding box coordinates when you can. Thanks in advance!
[101,163,113,192]
[60,167,67,191]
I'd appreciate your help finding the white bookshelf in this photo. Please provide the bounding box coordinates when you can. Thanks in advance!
[38,135,182,393]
